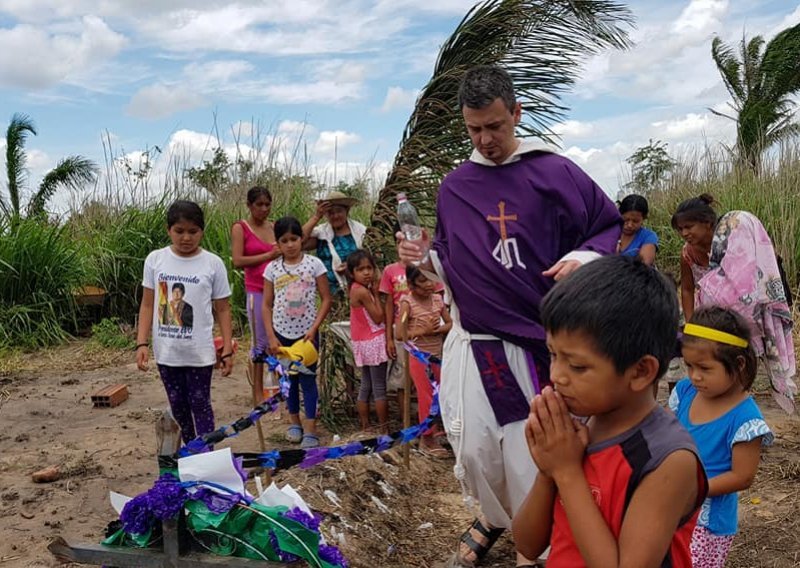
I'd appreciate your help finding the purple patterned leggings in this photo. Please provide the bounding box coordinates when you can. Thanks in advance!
[157,364,215,444]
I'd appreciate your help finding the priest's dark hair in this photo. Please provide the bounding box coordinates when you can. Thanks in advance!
[458,65,516,112]
[167,200,205,230]
[541,255,679,378]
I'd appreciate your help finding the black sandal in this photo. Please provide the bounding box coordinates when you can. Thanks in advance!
[457,518,505,565]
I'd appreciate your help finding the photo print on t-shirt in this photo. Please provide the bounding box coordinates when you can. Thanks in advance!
[157,274,196,338]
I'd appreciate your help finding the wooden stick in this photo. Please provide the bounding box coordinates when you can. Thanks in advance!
[403,346,411,468]
[246,362,271,486]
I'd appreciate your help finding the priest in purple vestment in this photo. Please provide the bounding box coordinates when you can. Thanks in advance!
[399,66,621,567]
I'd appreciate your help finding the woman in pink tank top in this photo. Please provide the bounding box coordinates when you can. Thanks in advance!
[231,186,279,400]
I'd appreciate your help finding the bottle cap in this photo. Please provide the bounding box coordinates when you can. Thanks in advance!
[396,192,407,202]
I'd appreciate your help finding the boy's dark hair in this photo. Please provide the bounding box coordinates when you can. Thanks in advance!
[172,282,185,295]
[274,216,303,240]
[405,264,425,286]
[671,193,717,230]
[458,65,516,112]
[167,200,204,230]
[684,306,758,390]
[246,185,272,205]
[619,194,649,218]
[541,255,679,378]
[345,249,376,280]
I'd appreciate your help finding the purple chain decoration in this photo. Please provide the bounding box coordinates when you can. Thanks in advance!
[178,355,294,457]
[236,342,442,471]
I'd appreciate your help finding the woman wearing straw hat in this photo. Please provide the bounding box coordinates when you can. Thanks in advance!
[302,190,367,295]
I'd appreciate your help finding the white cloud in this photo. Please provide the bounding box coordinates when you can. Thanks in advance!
[278,120,312,137]
[314,131,362,156]
[126,84,207,119]
[0,16,126,89]
[261,81,363,104]
[310,159,392,191]
[381,86,419,112]
[553,120,595,140]
[770,5,800,37]
[136,2,408,56]
[573,0,735,105]
[651,113,713,138]
[182,60,254,86]
[671,0,728,39]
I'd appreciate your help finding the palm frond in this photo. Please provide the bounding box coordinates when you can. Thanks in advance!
[759,23,800,103]
[27,156,98,218]
[711,36,745,106]
[742,34,765,97]
[366,0,633,255]
[712,24,800,174]
[4,113,37,219]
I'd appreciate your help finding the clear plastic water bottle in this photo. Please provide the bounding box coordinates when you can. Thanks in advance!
[397,192,428,265]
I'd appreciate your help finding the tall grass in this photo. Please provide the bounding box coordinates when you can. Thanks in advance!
[0,218,89,348]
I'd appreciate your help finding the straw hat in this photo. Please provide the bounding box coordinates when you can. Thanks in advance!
[277,338,318,368]
[318,190,358,208]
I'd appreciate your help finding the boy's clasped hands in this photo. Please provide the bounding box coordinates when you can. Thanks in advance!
[525,386,588,482]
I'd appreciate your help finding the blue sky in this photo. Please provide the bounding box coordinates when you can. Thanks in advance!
[1,0,799,212]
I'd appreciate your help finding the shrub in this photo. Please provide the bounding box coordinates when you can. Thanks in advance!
[0,218,89,348]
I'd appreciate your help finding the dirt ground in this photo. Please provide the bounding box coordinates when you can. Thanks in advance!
[0,342,798,568]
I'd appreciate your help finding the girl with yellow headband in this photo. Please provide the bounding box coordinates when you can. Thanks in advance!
[669,306,773,568]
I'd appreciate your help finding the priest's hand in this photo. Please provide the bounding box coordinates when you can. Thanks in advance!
[542,259,581,282]
[395,230,430,266]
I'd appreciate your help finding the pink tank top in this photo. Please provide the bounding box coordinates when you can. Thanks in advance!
[349,283,385,342]
[239,220,275,293]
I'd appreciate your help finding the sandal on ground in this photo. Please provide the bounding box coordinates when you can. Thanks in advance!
[451,518,505,566]
[286,425,303,443]
[300,434,320,448]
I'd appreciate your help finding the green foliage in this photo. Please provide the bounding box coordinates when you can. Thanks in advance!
[0,218,88,348]
[28,156,97,218]
[624,139,677,194]
[2,112,98,223]
[366,0,634,258]
[90,317,134,349]
[710,23,800,174]
[75,200,171,322]
[187,147,233,196]
[2,113,36,221]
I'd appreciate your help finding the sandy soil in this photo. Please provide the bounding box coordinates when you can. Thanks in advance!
[0,343,797,568]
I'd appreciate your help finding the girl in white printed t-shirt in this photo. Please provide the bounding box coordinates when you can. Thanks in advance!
[136,200,234,444]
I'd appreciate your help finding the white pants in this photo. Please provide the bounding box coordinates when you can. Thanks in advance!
[439,313,538,529]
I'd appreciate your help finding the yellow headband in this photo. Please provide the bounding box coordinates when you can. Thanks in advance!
[683,323,749,348]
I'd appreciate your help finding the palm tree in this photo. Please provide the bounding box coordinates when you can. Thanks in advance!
[710,24,800,175]
[365,0,633,256]
[1,113,98,223]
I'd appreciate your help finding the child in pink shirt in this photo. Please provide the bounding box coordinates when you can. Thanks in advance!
[400,265,452,457]
[348,249,389,433]
[379,233,445,417]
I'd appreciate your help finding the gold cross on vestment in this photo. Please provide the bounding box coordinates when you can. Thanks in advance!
[486,201,518,241]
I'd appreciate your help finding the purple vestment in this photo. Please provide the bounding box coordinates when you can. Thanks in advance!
[434,151,620,346]
[433,151,621,422]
